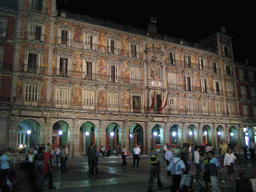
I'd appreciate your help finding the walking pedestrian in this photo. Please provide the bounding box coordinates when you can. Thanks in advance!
[133,144,141,168]
[208,151,220,192]
[121,145,128,167]
[100,145,106,157]
[60,145,67,173]
[0,151,12,192]
[42,145,56,189]
[54,145,61,166]
[194,146,201,181]
[167,148,186,192]
[165,146,173,176]
[224,148,236,180]
[147,148,163,192]
[88,144,98,176]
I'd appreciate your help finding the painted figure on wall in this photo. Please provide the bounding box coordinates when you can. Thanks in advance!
[150,56,161,81]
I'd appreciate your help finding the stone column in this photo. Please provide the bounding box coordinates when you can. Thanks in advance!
[198,123,202,146]
[71,117,79,157]
[212,123,217,149]
[146,120,151,155]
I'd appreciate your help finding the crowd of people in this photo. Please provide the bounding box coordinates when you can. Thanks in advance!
[0,143,69,191]
[1,140,256,192]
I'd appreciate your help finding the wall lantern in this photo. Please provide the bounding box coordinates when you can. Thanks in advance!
[189,131,193,136]
[85,131,89,136]
[217,131,221,136]
[172,132,177,137]
[153,132,158,136]
[230,132,234,137]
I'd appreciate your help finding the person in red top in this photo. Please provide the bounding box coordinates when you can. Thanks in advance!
[43,146,56,189]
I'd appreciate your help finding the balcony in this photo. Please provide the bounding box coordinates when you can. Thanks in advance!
[23,65,47,75]
[13,97,239,118]
[23,31,46,42]
[55,37,143,59]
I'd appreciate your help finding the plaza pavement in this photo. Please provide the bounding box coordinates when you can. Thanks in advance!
[44,153,256,192]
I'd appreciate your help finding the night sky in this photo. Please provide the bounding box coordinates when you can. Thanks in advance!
[57,1,253,65]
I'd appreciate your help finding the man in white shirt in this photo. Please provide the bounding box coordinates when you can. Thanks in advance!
[165,146,173,176]
[55,145,61,166]
[133,144,141,168]
[194,146,201,181]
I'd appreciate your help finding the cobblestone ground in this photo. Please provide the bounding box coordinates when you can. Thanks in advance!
[40,152,256,192]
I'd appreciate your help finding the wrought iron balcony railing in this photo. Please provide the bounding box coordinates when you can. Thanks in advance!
[14,97,240,118]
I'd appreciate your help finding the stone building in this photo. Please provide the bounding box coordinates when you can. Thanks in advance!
[0,0,247,156]
[235,60,256,147]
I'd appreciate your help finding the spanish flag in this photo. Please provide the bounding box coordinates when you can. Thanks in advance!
[159,92,169,112]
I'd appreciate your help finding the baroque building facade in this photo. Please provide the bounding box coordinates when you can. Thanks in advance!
[0,0,251,156]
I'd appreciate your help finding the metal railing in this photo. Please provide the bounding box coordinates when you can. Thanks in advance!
[23,65,47,75]
[14,97,240,118]
[55,37,143,59]
[22,31,47,42]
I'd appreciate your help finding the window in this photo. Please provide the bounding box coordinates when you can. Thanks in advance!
[228,103,235,116]
[212,62,218,73]
[107,37,120,55]
[130,67,141,84]
[82,90,95,110]
[169,52,175,65]
[215,102,223,116]
[108,92,118,111]
[81,56,97,80]
[57,25,74,46]
[56,51,72,77]
[30,0,43,13]
[56,87,69,108]
[0,18,7,38]
[61,30,68,45]
[202,100,209,115]
[24,51,42,74]
[198,58,205,70]
[214,81,220,95]
[28,23,45,41]
[249,71,255,83]
[28,53,37,72]
[131,44,137,58]
[168,97,178,114]
[24,84,39,106]
[59,58,68,77]
[186,99,194,115]
[168,73,177,89]
[108,64,118,83]
[201,79,207,93]
[132,95,141,113]
[226,65,232,76]
[184,55,192,68]
[239,69,244,81]
[251,87,256,100]
[184,76,192,91]
[241,86,247,99]
[243,105,249,117]
[226,82,234,97]
[223,46,230,57]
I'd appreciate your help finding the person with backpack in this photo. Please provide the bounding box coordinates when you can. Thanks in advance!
[147,148,163,192]
[167,148,186,192]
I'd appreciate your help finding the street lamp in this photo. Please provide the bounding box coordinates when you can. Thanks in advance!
[172,132,177,137]
[218,131,221,136]
[110,132,114,137]
[58,130,63,136]
[230,132,234,137]
[85,131,89,136]
[153,132,158,136]
[204,131,208,136]
[26,130,31,135]
[189,131,193,136]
